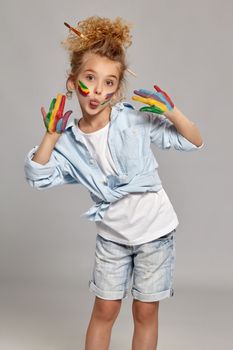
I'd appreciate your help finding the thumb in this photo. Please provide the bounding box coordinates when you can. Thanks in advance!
[41,106,47,127]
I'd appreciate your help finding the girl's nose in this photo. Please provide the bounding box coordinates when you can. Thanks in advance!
[94,84,102,95]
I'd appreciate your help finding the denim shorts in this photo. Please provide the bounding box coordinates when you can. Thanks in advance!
[88,229,176,302]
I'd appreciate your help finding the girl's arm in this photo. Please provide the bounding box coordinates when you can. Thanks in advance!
[163,106,203,147]
[24,94,77,189]
[24,135,80,190]
[31,131,60,165]
[149,113,204,151]
[132,85,204,151]
[24,132,78,190]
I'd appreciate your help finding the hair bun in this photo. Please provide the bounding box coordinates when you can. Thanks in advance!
[61,16,133,52]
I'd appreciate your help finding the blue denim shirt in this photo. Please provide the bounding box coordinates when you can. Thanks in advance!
[24,102,204,221]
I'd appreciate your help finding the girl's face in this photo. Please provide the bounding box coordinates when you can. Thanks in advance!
[72,52,121,117]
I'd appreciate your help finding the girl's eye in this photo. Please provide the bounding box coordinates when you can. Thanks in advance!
[86,75,94,81]
[106,80,114,86]
[85,75,114,86]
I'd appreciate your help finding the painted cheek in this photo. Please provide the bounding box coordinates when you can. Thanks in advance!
[105,92,114,99]
[100,92,114,106]
[78,80,90,97]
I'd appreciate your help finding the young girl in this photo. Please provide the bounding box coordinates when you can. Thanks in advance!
[24,16,204,350]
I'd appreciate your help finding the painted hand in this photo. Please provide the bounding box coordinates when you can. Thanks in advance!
[42,94,73,134]
[131,85,174,114]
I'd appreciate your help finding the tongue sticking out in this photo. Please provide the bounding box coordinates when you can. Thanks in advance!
[90,101,99,106]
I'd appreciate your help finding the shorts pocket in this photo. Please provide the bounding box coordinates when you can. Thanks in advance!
[154,229,175,247]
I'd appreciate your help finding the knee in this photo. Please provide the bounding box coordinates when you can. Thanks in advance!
[93,296,122,322]
[132,299,159,324]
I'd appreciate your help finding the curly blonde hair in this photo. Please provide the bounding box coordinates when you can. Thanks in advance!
[61,16,134,106]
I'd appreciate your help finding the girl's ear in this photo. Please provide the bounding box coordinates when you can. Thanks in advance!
[66,78,75,91]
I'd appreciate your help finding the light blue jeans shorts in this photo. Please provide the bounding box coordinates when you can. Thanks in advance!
[88,229,176,302]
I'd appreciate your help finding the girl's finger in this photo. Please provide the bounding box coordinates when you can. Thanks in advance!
[154,85,174,108]
[150,93,165,104]
[58,95,66,116]
[49,94,63,132]
[41,106,47,119]
[133,88,154,97]
[161,90,174,108]
[46,98,56,131]
[133,89,165,104]
[131,95,150,104]
[41,107,47,127]
[153,85,163,93]
[140,105,164,114]
[48,98,56,113]
[61,110,73,132]
[56,119,63,134]
[53,95,66,131]
[156,92,169,106]
[132,95,166,110]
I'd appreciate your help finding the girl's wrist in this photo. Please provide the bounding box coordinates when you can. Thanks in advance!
[44,131,61,144]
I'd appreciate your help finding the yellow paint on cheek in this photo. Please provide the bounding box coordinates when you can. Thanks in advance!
[78,80,90,96]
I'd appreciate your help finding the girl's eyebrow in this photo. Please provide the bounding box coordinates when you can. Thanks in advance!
[84,69,118,79]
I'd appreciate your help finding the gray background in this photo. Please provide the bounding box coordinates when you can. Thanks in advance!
[1,0,232,349]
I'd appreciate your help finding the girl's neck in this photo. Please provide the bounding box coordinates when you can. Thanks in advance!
[78,106,112,133]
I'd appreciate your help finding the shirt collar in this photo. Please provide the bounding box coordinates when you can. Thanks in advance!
[65,102,125,141]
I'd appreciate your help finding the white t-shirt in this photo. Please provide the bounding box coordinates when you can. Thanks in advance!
[76,121,179,245]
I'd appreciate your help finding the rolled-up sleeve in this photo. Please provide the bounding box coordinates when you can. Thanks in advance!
[24,145,78,189]
[149,113,204,151]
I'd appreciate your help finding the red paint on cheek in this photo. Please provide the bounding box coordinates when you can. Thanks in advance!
[77,80,90,97]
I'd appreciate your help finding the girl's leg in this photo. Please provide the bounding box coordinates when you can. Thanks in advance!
[85,296,122,350]
[131,229,176,349]
[131,299,160,350]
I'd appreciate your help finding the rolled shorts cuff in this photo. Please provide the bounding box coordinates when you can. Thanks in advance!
[131,287,174,302]
[89,280,129,300]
